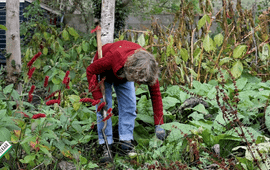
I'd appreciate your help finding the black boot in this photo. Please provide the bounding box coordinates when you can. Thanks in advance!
[99,144,113,163]
[120,140,137,158]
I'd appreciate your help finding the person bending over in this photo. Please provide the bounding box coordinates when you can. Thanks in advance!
[86,40,165,163]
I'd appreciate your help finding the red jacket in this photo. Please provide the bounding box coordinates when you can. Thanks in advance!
[86,40,164,125]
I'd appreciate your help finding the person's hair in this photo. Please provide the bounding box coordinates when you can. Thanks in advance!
[123,49,159,86]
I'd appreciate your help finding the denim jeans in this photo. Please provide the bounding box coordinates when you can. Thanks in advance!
[96,80,137,145]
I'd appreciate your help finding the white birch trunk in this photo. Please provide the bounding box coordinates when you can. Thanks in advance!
[6,0,21,83]
[101,0,115,45]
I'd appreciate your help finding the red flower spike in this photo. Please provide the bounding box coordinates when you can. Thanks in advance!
[65,77,70,89]
[28,94,33,102]
[97,102,106,112]
[27,52,42,67]
[27,67,36,79]
[32,113,46,119]
[91,25,101,33]
[102,108,113,121]
[80,98,100,106]
[46,100,60,105]
[44,76,49,87]
[29,85,35,95]
[92,100,100,106]
[63,71,70,84]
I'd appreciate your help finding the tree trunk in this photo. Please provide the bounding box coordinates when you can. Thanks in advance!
[6,0,21,84]
[101,0,115,45]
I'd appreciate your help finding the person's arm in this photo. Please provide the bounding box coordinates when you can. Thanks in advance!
[148,79,164,125]
[86,55,113,100]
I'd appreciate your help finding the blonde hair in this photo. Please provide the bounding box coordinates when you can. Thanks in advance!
[123,50,159,86]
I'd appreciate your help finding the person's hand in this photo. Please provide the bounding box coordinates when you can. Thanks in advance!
[155,125,166,140]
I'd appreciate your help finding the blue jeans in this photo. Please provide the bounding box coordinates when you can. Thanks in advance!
[96,80,137,145]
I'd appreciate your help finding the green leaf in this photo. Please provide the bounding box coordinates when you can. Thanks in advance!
[236,77,247,90]
[162,97,180,110]
[188,111,204,121]
[43,47,48,55]
[226,127,262,142]
[137,34,145,47]
[73,102,81,111]
[3,84,14,94]
[161,122,197,142]
[80,155,88,165]
[11,90,20,101]
[0,24,7,31]
[136,114,154,125]
[72,121,82,132]
[68,27,80,40]
[137,95,153,115]
[192,104,208,114]
[76,46,82,54]
[175,55,181,65]
[230,60,243,79]
[0,127,11,142]
[265,106,270,132]
[68,95,80,104]
[62,29,69,41]
[180,48,189,62]
[82,41,89,52]
[52,77,62,85]
[203,35,216,52]
[233,45,247,59]
[219,57,232,66]
[20,155,35,164]
[166,86,180,99]
[88,162,99,168]
[197,14,210,30]
[40,147,52,158]
[214,33,224,47]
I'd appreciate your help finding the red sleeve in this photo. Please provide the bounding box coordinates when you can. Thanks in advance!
[148,80,164,125]
[86,54,113,100]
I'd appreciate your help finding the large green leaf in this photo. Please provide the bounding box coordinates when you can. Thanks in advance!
[203,35,216,52]
[136,114,154,125]
[137,95,153,115]
[197,14,210,30]
[137,34,145,47]
[20,155,36,164]
[68,27,80,40]
[62,29,69,41]
[82,41,89,52]
[192,104,208,114]
[219,57,232,66]
[161,122,197,142]
[0,127,11,142]
[233,45,247,59]
[162,97,180,110]
[236,77,247,90]
[3,84,13,94]
[180,48,189,62]
[230,60,243,79]
[214,33,224,47]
